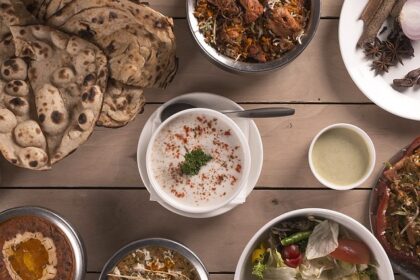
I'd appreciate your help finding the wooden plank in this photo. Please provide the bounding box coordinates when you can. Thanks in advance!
[1,104,419,188]
[145,19,367,103]
[322,0,343,18]
[148,0,186,18]
[0,189,372,272]
[86,273,97,280]
[148,0,343,18]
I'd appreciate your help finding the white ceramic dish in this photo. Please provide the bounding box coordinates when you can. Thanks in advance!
[234,208,394,280]
[308,123,376,190]
[145,108,252,214]
[137,93,263,218]
[339,0,420,120]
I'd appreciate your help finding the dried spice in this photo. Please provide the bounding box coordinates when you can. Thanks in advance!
[358,0,397,47]
[393,67,420,88]
[371,55,392,74]
[359,0,417,85]
[363,38,384,58]
[362,23,415,75]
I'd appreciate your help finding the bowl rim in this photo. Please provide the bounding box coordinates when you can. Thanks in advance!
[0,206,86,280]
[99,237,209,280]
[186,0,321,73]
[308,123,376,190]
[145,107,252,214]
[234,208,394,280]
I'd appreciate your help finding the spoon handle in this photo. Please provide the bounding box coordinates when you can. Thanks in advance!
[223,107,295,118]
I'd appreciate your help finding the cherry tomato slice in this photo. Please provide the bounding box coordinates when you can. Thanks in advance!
[282,245,302,268]
[284,254,302,268]
[330,239,371,264]
[282,245,300,259]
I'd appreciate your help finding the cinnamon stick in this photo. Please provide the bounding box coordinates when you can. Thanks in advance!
[360,0,384,22]
[357,0,397,47]
[390,0,406,18]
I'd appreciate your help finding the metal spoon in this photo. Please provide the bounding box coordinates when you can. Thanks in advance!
[160,102,295,122]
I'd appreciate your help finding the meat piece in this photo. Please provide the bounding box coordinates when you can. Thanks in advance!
[239,0,264,23]
[207,0,240,15]
[266,6,302,37]
[248,43,266,62]
[220,23,243,45]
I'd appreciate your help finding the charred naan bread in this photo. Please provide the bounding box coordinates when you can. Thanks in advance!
[0,24,108,169]
[0,0,37,26]
[20,0,177,127]
[97,79,145,128]
[22,0,177,87]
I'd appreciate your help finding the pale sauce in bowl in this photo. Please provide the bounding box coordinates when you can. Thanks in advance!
[311,127,371,186]
[150,112,246,208]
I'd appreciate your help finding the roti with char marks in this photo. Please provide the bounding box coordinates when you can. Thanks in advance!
[20,0,177,127]
[0,24,108,169]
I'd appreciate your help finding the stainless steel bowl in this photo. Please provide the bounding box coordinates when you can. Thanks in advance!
[186,0,321,73]
[0,206,86,280]
[99,238,209,280]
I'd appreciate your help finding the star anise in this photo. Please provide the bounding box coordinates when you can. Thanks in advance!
[363,38,384,59]
[384,40,401,65]
[384,29,414,65]
[371,55,392,75]
[396,34,415,58]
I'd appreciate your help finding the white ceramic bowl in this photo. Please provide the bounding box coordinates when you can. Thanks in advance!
[308,123,376,190]
[235,208,394,280]
[146,108,251,214]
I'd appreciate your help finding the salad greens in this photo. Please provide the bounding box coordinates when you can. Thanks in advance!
[250,217,378,280]
[305,220,339,260]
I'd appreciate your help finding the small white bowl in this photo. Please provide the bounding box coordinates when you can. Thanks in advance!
[308,123,376,190]
[235,208,394,280]
[146,108,251,214]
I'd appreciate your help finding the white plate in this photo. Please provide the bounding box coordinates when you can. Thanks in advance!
[339,0,420,120]
[136,93,263,218]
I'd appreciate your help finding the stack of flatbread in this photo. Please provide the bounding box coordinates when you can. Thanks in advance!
[0,0,177,170]
[21,0,177,127]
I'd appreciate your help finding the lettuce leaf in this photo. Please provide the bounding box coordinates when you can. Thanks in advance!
[252,261,266,280]
[263,267,298,280]
[299,257,334,279]
[305,220,339,260]
[266,248,284,268]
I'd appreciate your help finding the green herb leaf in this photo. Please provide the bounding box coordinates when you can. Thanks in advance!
[252,262,266,280]
[180,149,212,176]
[359,265,378,280]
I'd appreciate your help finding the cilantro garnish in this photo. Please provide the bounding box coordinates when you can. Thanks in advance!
[180,149,212,176]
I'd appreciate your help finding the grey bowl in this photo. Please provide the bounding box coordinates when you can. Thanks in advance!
[99,238,209,280]
[186,0,321,74]
[0,206,86,280]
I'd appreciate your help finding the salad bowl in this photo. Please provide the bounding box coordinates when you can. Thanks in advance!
[235,208,393,279]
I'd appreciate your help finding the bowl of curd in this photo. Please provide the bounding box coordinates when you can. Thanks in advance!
[146,108,251,214]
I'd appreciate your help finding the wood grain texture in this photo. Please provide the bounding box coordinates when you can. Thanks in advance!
[2,104,419,188]
[148,0,344,18]
[0,189,371,272]
[145,19,368,103]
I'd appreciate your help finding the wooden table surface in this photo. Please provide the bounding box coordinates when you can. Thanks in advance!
[0,1,417,279]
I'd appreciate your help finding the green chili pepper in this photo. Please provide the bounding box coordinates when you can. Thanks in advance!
[280,231,312,246]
